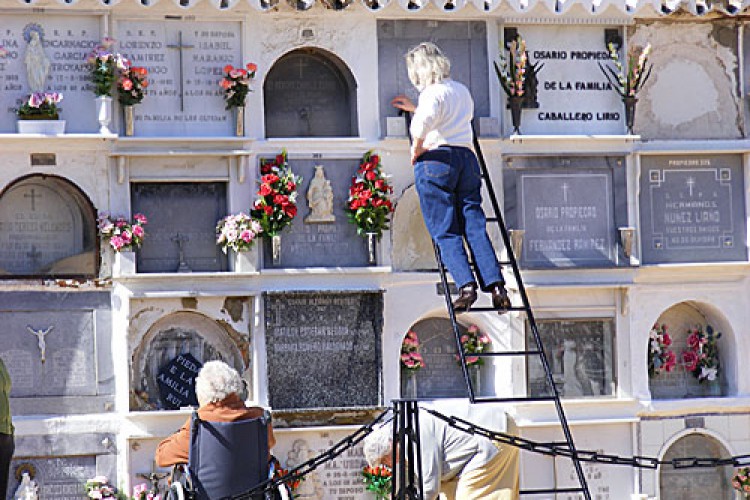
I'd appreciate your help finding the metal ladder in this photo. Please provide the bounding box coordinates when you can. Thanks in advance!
[406,111,591,498]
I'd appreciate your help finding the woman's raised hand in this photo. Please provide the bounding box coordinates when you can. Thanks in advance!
[391,95,416,113]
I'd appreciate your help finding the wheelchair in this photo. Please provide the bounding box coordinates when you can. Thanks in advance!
[165,411,291,500]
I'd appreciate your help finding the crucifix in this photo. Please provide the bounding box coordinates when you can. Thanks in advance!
[26,325,54,364]
[561,182,570,203]
[137,461,169,495]
[167,31,194,112]
[24,188,41,211]
[171,233,191,273]
[686,176,696,197]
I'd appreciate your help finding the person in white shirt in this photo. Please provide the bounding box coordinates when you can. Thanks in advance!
[391,42,510,313]
[362,410,519,500]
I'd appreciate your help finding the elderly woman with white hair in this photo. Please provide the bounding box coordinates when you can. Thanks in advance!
[391,42,511,314]
[362,410,518,500]
[155,360,275,467]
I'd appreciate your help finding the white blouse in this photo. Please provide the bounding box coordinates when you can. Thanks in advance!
[409,79,474,150]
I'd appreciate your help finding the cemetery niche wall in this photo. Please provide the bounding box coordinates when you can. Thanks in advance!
[0,175,97,277]
[639,154,747,264]
[264,48,357,138]
[503,156,627,268]
[659,433,733,499]
[130,311,247,411]
[130,182,228,273]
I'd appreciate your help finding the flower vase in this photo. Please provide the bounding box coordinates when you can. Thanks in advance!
[468,365,481,396]
[271,234,282,266]
[704,378,721,398]
[508,95,524,135]
[235,106,245,137]
[366,232,377,266]
[623,96,638,135]
[233,249,257,273]
[401,370,418,399]
[123,105,135,136]
[17,119,65,135]
[113,250,136,277]
[96,96,112,134]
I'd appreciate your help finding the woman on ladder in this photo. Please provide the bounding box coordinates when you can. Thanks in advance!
[391,42,511,313]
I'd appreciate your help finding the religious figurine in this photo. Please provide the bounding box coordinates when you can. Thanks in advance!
[23,24,51,93]
[14,472,38,500]
[26,325,53,364]
[304,165,335,223]
[286,440,324,498]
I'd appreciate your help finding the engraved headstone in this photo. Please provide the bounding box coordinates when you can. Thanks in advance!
[156,353,202,410]
[116,21,242,136]
[263,159,369,268]
[264,292,382,410]
[131,183,228,273]
[0,178,96,276]
[527,320,614,398]
[410,318,468,399]
[639,154,747,264]
[0,311,96,397]
[0,16,101,133]
[659,434,733,499]
[8,456,96,500]
[377,20,489,137]
[264,49,356,137]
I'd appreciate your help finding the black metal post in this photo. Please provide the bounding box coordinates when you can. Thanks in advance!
[392,400,424,500]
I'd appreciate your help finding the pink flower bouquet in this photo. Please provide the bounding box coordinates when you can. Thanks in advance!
[648,323,676,377]
[681,325,721,383]
[98,212,148,252]
[400,330,425,372]
[456,324,491,367]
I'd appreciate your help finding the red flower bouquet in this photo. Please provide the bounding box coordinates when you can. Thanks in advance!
[251,150,302,237]
[647,323,676,377]
[220,62,257,109]
[681,325,720,383]
[345,151,394,239]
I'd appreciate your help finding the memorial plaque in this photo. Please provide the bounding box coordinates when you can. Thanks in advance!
[264,50,356,137]
[8,456,96,500]
[659,435,733,500]
[131,182,228,273]
[377,20,489,136]
[263,158,369,268]
[410,318,468,399]
[265,292,382,410]
[0,16,101,133]
[0,177,96,276]
[0,310,97,397]
[117,21,241,136]
[156,353,202,410]
[506,25,623,135]
[526,319,614,398]
[639,155,747,264]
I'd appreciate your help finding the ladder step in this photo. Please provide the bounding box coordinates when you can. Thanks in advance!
[467,305,526,312]
[520,488,587,495]
[498,260,513,266]
[486,217,498,223]
[462,350,542,357]
[472,395,557,403]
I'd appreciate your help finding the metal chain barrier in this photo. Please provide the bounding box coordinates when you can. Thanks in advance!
[229,408,391,499]
[422,407,750,470]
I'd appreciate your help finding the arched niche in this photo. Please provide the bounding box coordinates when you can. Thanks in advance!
[403,317,495,399]
[0,175,97,277]
[130,311,247,411]
[391,185,435,271]
[264,48,358,138]
[648,301,734,399]
[659,433,732,499]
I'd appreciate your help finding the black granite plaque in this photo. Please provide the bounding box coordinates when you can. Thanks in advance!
[526,319,614,398]
[264,292,382,410]
[157,353,202,409]
[131,182,228,273]
[9,456,96,500]
[377,20,489,137]
[411,318,468,399]
[263,158,369,269]
[639,155,747,264]
[264,50,356,137]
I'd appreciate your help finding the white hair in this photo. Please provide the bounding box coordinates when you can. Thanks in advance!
[362,422,394,467]
[195,360,244,407]
[405,42,451,92]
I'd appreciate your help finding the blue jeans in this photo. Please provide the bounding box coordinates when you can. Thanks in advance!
[414,145,503,291]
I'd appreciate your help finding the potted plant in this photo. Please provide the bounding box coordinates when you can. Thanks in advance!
[220,62,257,136]
[98,212,148,276]
[456,324,491,394]
[117,65,149,136]
[647,323,676,378]
[681,324,721,396]
[732,467,750,498]
[250,150,302,266]
[216,212,263,272]
[400,330,425,398]
[598,42,652,134]
[362,465,392,500]
[87,37,128,133]
[16,91,64,134]
[494,35,541,134]
[345,151,394,265]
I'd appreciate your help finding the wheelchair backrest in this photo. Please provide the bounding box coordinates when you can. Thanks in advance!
[189,411,269,500]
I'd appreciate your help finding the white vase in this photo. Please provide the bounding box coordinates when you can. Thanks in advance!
[271,234,282,266]
[96,96,113,134]
[366,232,378,265]
[468,365,481,396]
[401,370,418,399]
[17,120,66,135]
[232,248,257,273]
[113,250,136,277]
